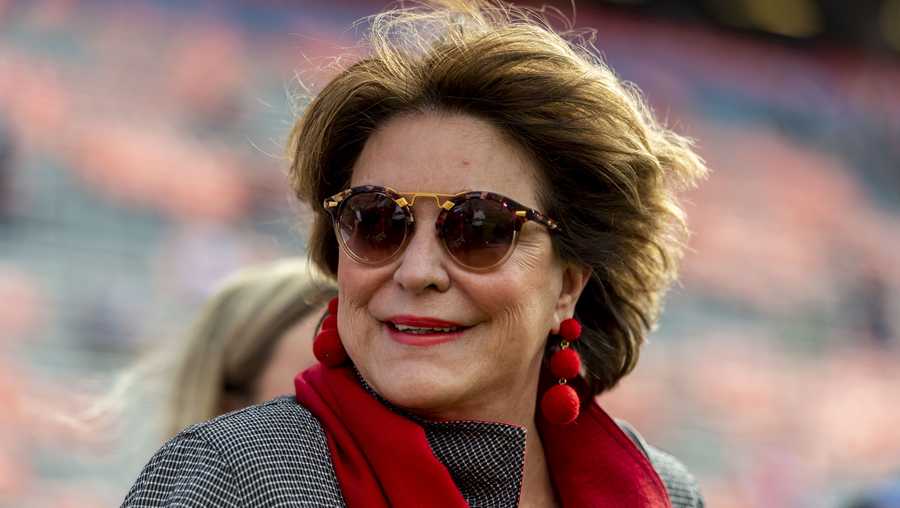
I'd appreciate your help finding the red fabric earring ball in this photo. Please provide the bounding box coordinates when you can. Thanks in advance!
[559,318,582,342]
[541,383,580,425]
[313,329,347,367]
[550,348,581,380]
[327,297,339,315]
[321,314,338,331]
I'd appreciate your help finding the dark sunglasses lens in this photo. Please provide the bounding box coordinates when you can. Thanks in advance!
[442,198,517,269]
[338,192,408,263]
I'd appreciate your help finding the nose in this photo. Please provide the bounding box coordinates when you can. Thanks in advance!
[392,202,451,293]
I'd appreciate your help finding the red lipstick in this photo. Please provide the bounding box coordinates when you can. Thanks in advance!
[387,315,465,328]
[384,315,470,346]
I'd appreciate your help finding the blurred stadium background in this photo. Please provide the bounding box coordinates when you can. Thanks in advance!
[1,0,899,506]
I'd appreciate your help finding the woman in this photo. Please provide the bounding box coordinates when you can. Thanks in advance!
[161,258,336,437]
[107,259,334,440]
[123,1,707,506]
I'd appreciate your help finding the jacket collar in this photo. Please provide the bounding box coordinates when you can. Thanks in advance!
[353,369,527,506]
[295,364,671,507]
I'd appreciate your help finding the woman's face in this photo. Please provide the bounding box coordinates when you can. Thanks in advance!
[337,112,586,422]
[254,305,324,402]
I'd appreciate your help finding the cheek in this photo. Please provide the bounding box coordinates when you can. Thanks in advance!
[336,256,387,343]
[465,269,560,347]
[479,246,563,344]
[336,253,378,304]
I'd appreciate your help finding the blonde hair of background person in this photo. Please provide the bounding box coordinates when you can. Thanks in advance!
[163,258,336,437]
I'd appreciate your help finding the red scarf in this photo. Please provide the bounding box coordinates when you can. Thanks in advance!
[295,365,671,507]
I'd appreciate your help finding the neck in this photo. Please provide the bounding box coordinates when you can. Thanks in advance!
[519,418,558,508]
[412,363,545,426]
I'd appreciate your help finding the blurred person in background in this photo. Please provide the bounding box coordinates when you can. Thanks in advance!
[123,1,707,506]
[81,258,333,504]
[164,258,336,438]
[125,258,335,439]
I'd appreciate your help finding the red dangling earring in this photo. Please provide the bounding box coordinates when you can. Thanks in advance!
[313,297,349,367]
[540,317,583,425]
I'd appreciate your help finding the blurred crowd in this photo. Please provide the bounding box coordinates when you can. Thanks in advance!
[0,1,898,506]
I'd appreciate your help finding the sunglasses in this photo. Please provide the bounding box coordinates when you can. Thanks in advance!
[324,185,561,271]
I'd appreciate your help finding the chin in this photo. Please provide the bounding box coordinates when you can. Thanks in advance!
[361,359,472,417]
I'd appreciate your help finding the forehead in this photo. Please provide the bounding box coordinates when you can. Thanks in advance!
[349,112,543,210]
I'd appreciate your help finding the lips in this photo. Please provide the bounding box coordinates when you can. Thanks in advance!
[384,315,471,346]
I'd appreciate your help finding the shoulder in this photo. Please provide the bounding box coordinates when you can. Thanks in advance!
[189,396,330,462]
[124,429,241,507]
[123,397,344,507]
[616,420,705,508]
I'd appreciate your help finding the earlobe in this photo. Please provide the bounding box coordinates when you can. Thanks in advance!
[552,262,591,330]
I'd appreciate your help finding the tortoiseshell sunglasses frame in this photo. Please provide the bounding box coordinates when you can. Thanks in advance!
[323,185,560,271]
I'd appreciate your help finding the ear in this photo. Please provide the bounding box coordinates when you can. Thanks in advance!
[551,262,592,334]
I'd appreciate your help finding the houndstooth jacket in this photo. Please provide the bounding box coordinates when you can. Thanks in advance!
[123,396,704,507]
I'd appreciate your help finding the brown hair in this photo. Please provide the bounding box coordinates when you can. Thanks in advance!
[288,0,707,395]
